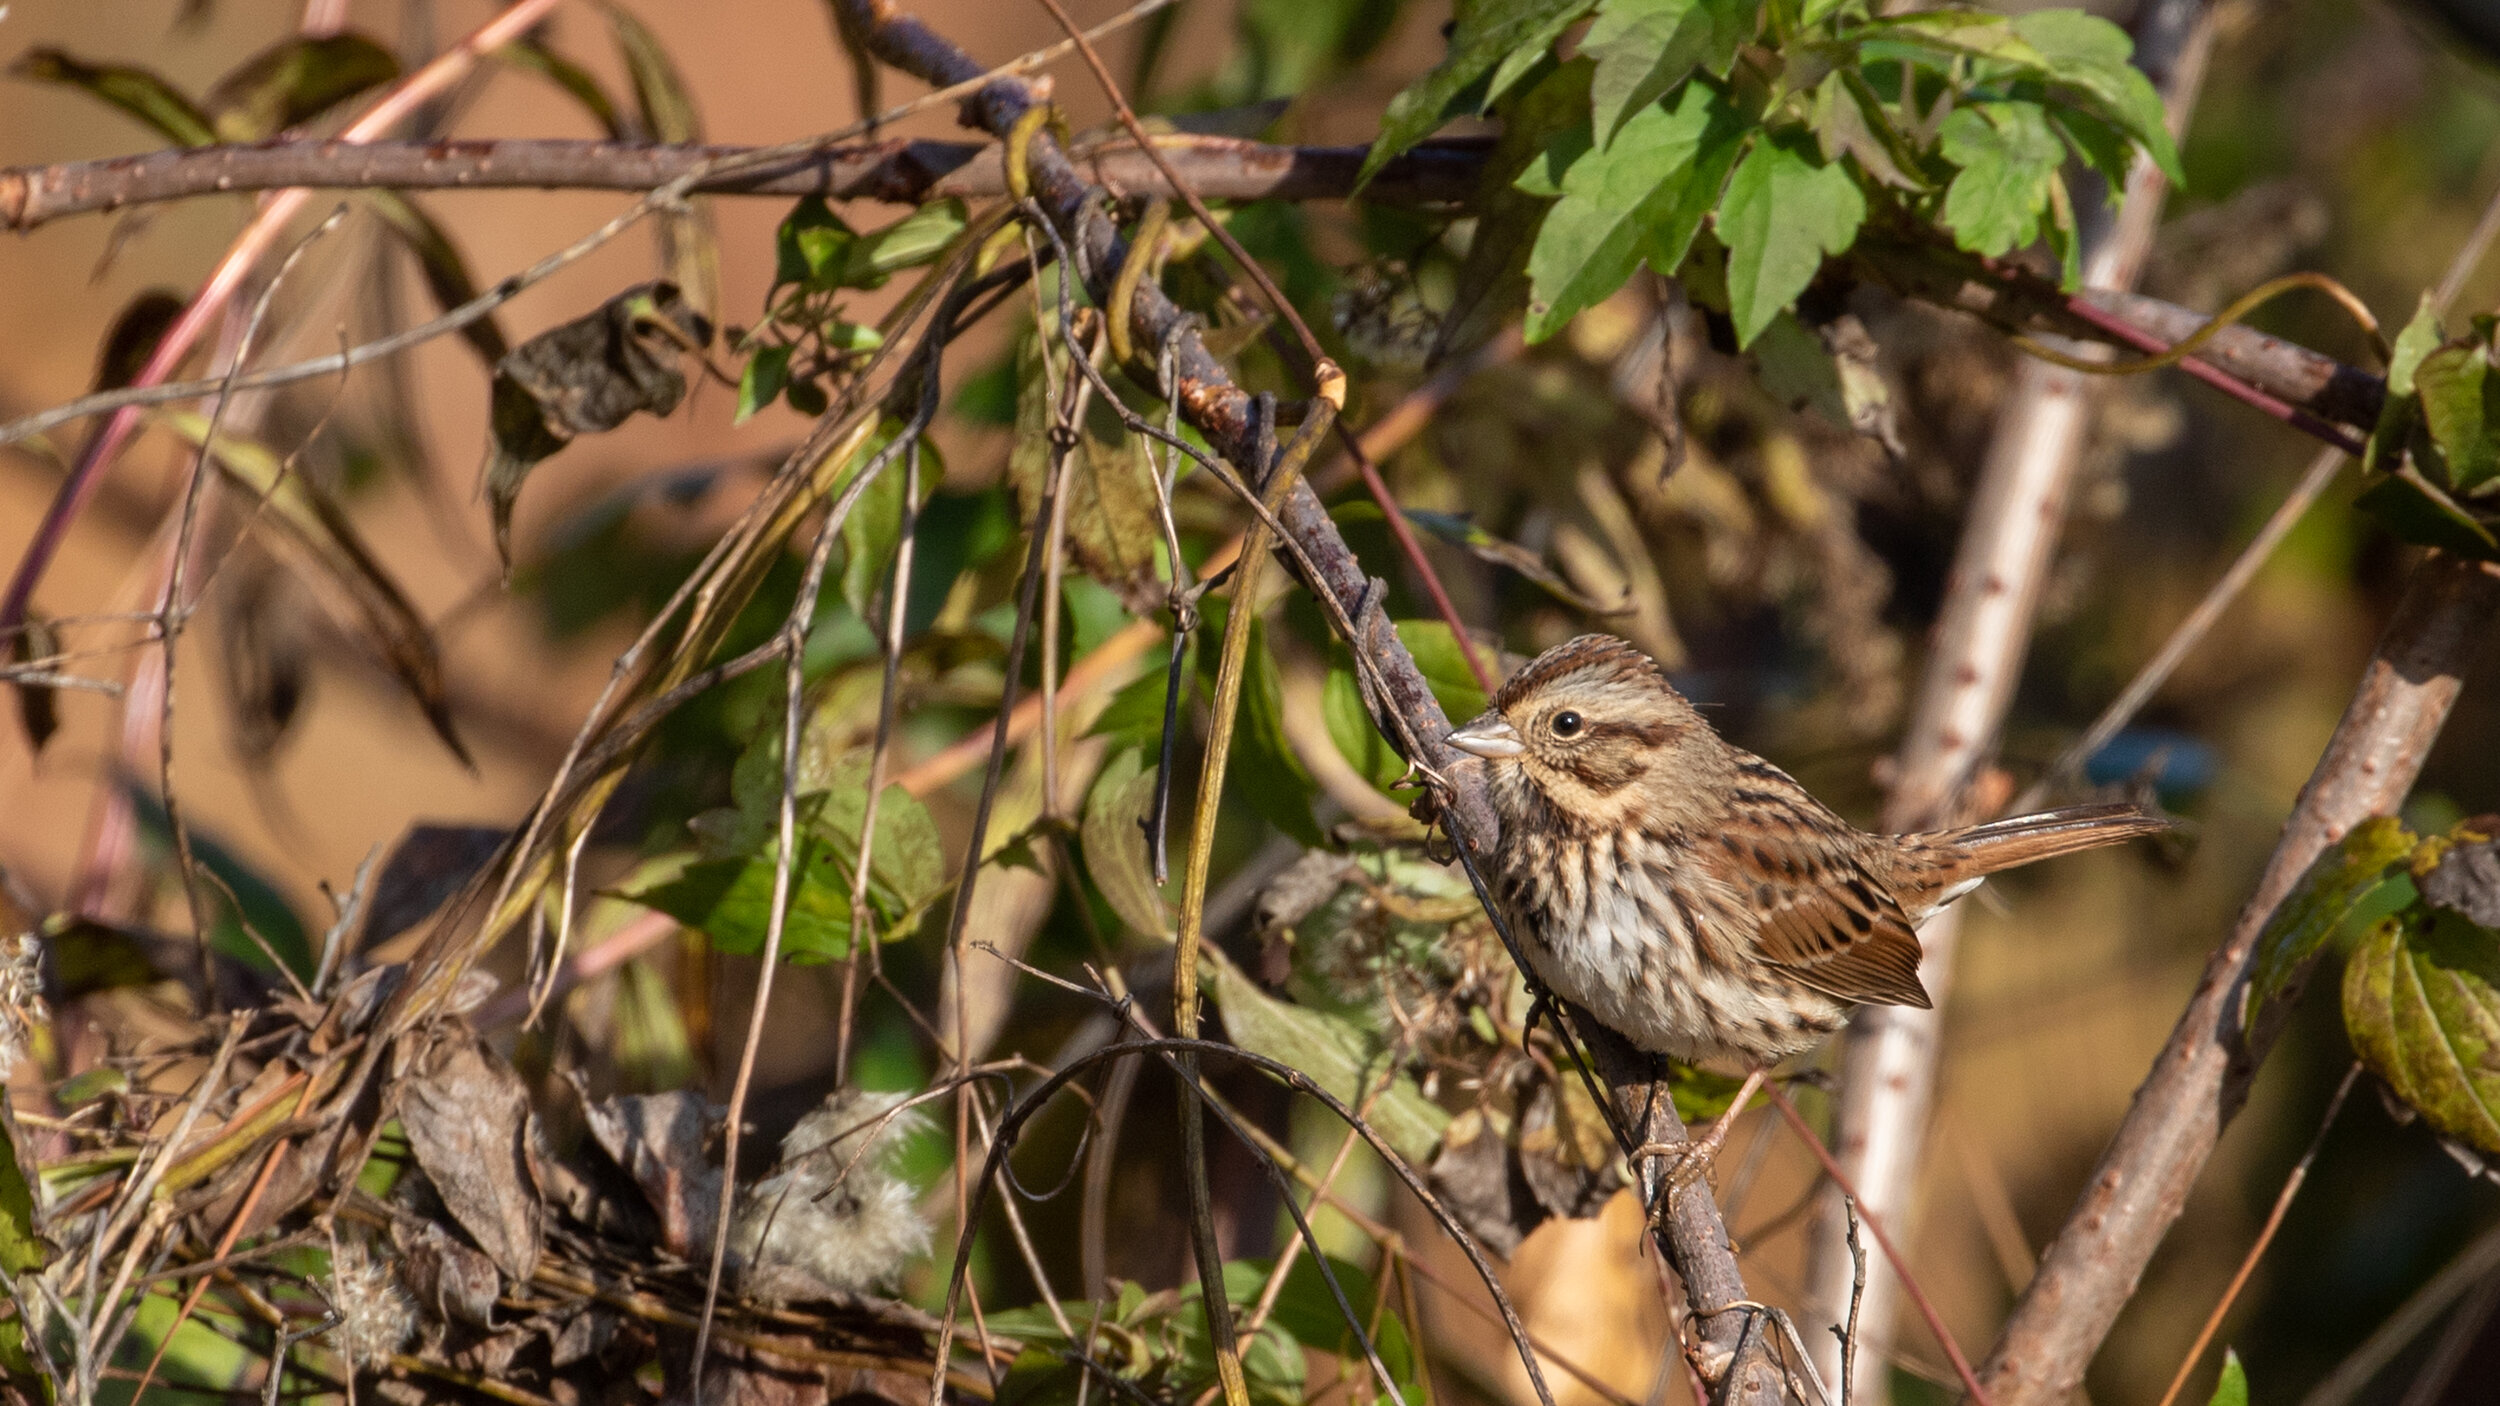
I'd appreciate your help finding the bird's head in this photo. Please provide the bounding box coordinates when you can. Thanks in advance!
[1444,634,1712,831]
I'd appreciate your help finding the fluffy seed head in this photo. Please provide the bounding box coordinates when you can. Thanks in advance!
[329,1237,416,1364]
[730,1088,932,1301]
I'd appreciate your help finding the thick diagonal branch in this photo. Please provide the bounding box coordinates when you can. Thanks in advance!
[826,1,1784,1398]
[1977,551,2500,1404]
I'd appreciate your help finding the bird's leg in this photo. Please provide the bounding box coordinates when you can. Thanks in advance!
[1633,1068,1767,1192]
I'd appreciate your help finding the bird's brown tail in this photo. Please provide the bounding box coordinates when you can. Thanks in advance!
[1903,802,2170,910]
[1945,801,2170,872]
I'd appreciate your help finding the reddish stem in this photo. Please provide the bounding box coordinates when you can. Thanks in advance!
[1763,1081,1994,1406]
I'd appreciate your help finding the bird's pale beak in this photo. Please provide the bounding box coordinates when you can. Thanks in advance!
[1446,718,1525,760]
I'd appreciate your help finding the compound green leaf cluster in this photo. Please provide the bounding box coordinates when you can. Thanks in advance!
[1365,0,2180,349]
[735,196,968,422]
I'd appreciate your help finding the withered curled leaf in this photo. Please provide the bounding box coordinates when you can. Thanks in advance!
[2420,823,2500,929]
[485,281,713,570]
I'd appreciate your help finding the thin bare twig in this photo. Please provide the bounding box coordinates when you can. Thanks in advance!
[2153,1063,2363,1406]
[838,437,923,1087]
[689,328,952,1395]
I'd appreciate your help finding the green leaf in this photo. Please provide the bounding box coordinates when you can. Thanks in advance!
[737,344,792,424]
[1082,748,1170,937]
[1749,312,1847,423]
[114,1290,256,1390]
[2046,107,2136,189]
[1812,71,1922,190]
[2344,905,2500,1157]
[1583,0,1757,145]
[1229,623,1326,847]
[1434,56,1595,362]
[202,33,398,141]
[2008,9,2179,184]
[1522,80,1747,340]
[612,957,697,1090]
[835,421,942,620]
[1091,635,1193,752]
[845,199,972,286]
[1360,0,1596,186]
[1395,621,1490,723]
[0,1093,45,1276]
[729,745,948,919]
[1669,1063,1765,1123]
[1716,132,1864,348]
[774,197,858,292]
[2413,334,2500,495]
[2364,296,2444,479]
[2204,1351,2249,1406]
[1008,330,1168,612]
[56,1066,129,1108]
[119,780,316,980]
[1207,956,1451,1161]
[626,845,852,961]
[2355,467,2500,557]
[1259,1254,1421,1397]
[2245,816,2418,1031]
[1323,662,1405,792]
[15,48,216,146]
[1936,101,2064,258]
[366,190,512,366]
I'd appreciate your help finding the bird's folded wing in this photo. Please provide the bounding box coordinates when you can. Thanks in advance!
[1746,850,1932,1009]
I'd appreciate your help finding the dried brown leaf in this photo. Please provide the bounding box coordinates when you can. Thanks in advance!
[397,1029,545,1280]
[583,1089,721,1259]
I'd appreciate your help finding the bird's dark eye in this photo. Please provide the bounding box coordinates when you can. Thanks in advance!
[1550,710,1582,738]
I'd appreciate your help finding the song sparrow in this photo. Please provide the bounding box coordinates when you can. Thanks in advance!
[1445,634,2166,1084]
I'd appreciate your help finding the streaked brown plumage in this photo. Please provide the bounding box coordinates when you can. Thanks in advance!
[1447,634,2167,1069]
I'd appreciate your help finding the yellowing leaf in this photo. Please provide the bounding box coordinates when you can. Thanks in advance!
[1083,748,1170,938]
[1207,954,1450,1161]
[159,411,471,766]
[15,48,215,146]
[2344,907,2500,1157]
[201,33,398,142]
